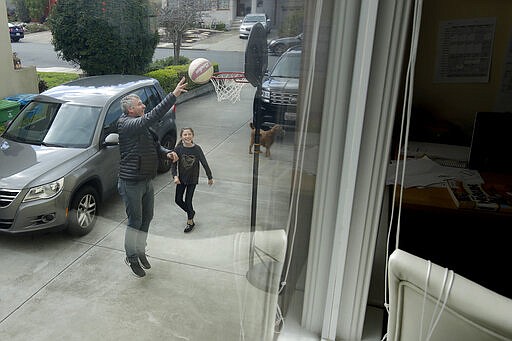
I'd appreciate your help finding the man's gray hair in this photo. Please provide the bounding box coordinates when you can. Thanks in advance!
[120,93,141,114]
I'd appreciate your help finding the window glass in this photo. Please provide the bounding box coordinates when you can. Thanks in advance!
[43,104,100,147]
[3,101,59,143]
[244,14,266,23]
[103,98,122,135]
[4,100,100,148]
[143,86,161,110]
[0,1,324,341]
[270,52,302,78]
[132,88,149,108]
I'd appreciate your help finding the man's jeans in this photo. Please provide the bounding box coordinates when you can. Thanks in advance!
[118,178,154,262]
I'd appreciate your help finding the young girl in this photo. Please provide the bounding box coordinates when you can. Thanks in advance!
[171,127,214,233]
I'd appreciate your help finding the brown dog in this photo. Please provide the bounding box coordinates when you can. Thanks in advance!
[12,52,22,70]
[249,122,283,157]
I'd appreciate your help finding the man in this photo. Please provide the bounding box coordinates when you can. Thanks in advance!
[118,77,187,277]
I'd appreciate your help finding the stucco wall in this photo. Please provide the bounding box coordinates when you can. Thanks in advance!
[1,1,38,98]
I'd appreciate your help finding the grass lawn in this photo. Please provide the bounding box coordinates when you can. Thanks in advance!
[38,72,80,89]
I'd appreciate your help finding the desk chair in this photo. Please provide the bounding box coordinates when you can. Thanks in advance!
[386,249,512,340]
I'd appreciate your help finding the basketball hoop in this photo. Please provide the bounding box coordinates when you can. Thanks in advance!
[210,72,249,103]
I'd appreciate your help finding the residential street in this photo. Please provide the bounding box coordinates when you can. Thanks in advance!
[15,28,253,73]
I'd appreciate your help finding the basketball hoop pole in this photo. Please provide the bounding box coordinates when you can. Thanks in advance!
[244,23,282,293]
[249,83,263,268]
[244,24,267,272]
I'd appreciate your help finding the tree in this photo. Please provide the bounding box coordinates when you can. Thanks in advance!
[14,0,31,23]
[158,0,207,65]
[48,0,159,76]
[25,0,46,22]
[280,9,304,37]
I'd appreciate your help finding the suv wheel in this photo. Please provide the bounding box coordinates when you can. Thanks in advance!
[158,133,177,173]
[67,186,98,236]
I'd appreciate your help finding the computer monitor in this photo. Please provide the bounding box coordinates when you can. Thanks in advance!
[468,112,512,172]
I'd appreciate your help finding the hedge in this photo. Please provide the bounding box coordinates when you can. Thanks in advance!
[145,62,219,94]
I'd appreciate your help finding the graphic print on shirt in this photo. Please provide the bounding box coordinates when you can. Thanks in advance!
[182,154,196,170]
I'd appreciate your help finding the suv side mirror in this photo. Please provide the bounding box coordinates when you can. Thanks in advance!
[104,133,119,146]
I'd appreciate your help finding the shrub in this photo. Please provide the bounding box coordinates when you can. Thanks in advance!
[32,63,216,98]
[38,79,48,93]
[146,55,191,73]
[213,23,227,31]
[145,68,182,94]
[145,62,219,93]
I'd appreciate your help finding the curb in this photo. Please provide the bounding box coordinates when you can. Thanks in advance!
[156,43,206,51]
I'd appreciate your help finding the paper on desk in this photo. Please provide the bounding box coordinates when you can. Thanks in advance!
[386,156,483,188]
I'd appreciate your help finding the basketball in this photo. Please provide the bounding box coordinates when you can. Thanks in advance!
[188,58,214,84]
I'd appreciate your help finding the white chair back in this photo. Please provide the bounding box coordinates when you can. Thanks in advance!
[387,249,512,341]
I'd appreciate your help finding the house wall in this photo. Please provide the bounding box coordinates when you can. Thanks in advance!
[203,9,233,29]
[412,0,512,144]
[237,0,275,21]
[0,0,38,98]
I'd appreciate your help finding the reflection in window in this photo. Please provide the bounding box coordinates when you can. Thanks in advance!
[43,104,101,148]
[3,101,59,143]
[143,86,161,110]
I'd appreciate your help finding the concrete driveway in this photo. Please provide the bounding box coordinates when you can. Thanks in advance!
[0,84,296,340]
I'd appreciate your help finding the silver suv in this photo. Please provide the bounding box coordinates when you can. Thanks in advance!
[0,75,177,236]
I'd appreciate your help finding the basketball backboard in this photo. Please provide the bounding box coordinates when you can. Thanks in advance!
[244,22,268,87]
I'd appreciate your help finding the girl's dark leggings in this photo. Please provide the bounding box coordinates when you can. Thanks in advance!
[175,184,196,220]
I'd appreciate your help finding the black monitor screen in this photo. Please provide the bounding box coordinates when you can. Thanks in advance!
[468,112,512,173]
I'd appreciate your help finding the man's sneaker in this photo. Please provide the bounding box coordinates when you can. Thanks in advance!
[125,257,146,277]
[184,222,195,233]
[138,254,151,270]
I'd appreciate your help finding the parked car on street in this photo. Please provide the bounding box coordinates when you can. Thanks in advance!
[239,13,271,38]
[268,33,303,56]
[0,75,177,236]
[8,23,24,42]
[254,46,302,131]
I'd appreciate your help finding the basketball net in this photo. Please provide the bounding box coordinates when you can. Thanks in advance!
[210,72,248,103]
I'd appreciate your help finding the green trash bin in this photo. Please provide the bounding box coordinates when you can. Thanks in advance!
[0,99,20,124]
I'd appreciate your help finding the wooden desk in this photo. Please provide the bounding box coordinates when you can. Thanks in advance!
[398,172,512,213]
[399,187,457,209]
